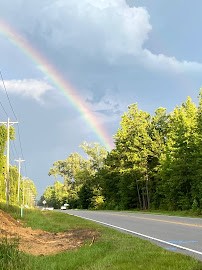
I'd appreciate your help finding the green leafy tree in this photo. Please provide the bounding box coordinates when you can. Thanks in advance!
[78,183,93,209]
[0,125,9,202]
[113,104,153,209]
[48,142,108,209]
[23,178,37,207]
[159,97,198,210]
[45,92,202,212]
[193,90,202,208]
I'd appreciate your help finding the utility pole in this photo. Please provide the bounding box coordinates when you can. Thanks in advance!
[0,118,18,205]
[15,158,25,204]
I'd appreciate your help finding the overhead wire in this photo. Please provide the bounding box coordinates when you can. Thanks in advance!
[0,70,20,157]
[10,143,15,164]
[17,125,27,176]
[0,70,27,177]
[0,98,9,117]
[0,78,18,171]
[0,78,9,117]
[0,71,18,120]
[11,140,18,157]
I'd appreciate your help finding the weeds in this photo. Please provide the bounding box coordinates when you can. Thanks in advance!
[0,236,30,270]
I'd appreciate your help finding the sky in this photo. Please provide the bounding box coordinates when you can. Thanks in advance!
[0,0,202,197]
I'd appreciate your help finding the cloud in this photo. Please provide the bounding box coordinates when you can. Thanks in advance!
[1,0,202,78]
[35,0,151,56]
[140,49,202,73]
[21,0,202,73]
[1,79,53,101]
[86,88,124,118]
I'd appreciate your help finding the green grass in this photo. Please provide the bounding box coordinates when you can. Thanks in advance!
[1,206,202,270]
[0,237,32,270]
[0,202,23,219]
[127,209,202,218]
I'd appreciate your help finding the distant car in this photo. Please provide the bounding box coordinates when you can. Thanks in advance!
[60,206,67,210]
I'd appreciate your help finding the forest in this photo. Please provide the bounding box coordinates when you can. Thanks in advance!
[41,91,202,212]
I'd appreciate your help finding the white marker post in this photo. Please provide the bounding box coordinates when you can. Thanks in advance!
[43,200,47,209]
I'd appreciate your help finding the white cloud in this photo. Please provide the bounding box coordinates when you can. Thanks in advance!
[140,49,202,73]
[38,0,151,56]
[2,79,53,101]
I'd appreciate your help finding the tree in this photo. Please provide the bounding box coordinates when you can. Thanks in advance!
[45,91,202,212]
[78,183,93,209]
[113,104,153,209]
[159,97,198,210]
[48,142,108,209]
[148,107,168,208]
[0,125,10,202]
[80,141,108,172]
[193,90,202,208]
[9,166,19,205]
[23,178,37,207]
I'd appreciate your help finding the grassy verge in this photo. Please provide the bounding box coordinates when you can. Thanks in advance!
[0,237,31,270]
[1,206,202,270]
[127,209,202,218]
[0,202,23,219]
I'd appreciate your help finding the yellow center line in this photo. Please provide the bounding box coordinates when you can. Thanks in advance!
[134,216,202,228]
[102,212,202,228]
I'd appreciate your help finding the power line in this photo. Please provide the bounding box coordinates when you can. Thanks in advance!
[10,143,15,162]
[0,71,27,177]
[23,161,28,177]
[0,71,18,120]
[11,140,19,157]
[16,126,25,161]
[0,80,9,117]
[0,100,9,117]
[17,125,28,176]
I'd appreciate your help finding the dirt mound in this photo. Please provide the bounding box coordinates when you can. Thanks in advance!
[0,210,97,256]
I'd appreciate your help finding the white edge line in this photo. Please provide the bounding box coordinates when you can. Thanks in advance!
[70,213,202,256]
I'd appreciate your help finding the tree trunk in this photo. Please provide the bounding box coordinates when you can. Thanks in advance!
[136,179,142,209]
[145,177,150,209]
[142,188,146,210]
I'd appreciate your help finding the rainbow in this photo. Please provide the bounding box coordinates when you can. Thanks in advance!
[0,19,113,150]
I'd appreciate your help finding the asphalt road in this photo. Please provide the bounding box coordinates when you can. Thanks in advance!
[63,210,202,261]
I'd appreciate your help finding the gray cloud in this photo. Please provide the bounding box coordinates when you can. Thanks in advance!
[5,0,200,74]
[1,0,202,75]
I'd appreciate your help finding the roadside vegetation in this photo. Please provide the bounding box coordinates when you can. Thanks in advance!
[0,237,30,270]
[0,206,202,270]
[0,125,37,207]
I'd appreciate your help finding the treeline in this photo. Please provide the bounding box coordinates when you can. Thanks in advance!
[0,125,37,207]
[39,142,108,209]
[42,92,202,212]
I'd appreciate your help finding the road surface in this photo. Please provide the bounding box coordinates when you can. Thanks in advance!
[62,210,202,260]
